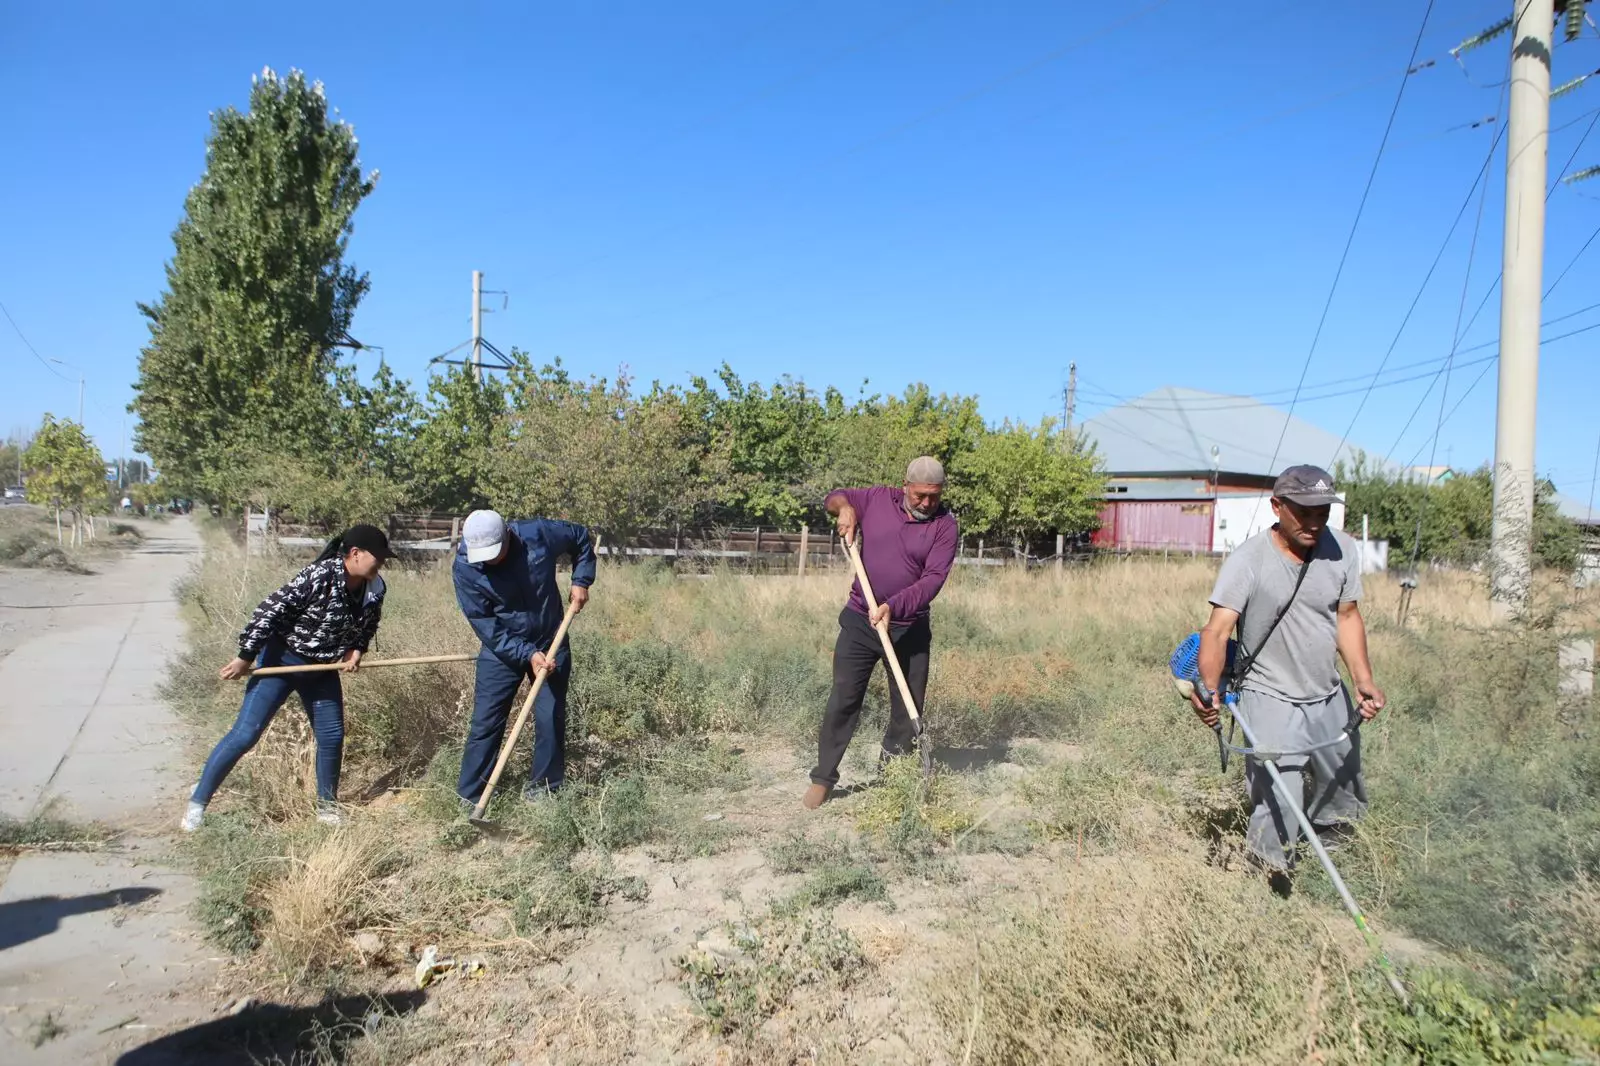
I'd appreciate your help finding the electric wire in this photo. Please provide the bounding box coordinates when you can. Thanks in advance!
[1254,0,1436,505]
[1,299,71,382]
[1329,74,1507,465]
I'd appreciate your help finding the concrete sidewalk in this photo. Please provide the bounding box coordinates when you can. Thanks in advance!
[0,517,221,1064]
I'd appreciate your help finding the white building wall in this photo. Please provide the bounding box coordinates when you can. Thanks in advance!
[1212,493,1346,554]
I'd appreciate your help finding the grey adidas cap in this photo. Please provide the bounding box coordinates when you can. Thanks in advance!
[1273,465,1338,506]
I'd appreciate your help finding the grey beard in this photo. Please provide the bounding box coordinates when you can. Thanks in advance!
[909,506,933,521]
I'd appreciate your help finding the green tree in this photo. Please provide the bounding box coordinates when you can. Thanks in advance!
[482,366,730,542]
[947,419,1105,554]
[22,416,105,544]
[0,433,29,488]
[331,361,424,494]
[1336,453,1579,571]
[241,452,406,530]
[804,385,984,513]
[131,68,376,505]
[689,366,834,527]
[409,357,527,513]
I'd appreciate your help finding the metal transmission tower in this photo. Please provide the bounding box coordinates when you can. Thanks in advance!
[429,270,514,381]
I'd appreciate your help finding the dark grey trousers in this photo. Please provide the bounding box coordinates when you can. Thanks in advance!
[810,607,930,787]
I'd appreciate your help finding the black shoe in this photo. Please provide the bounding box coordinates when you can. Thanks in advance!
[1311,823,1355,853]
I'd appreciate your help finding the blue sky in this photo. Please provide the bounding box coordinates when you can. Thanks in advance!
[3,1,1598,504]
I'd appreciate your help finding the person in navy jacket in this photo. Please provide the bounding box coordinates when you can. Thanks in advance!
[452,509,596,805]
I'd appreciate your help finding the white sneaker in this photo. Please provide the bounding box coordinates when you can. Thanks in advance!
[181,801,206,833]
[315,803,343,826]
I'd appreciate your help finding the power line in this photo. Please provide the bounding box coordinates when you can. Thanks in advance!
[1257,0,1436,491]
[0,299,70,382]
[1329,108,1505,462]
[1389,319,1600,464]
[1583,432,1600,530]
[1338,41,1600,474]
[1072,299,1600,412]
[1405,73,1500,574]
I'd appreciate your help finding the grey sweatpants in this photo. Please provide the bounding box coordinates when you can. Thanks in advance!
[1236,684,1367,871]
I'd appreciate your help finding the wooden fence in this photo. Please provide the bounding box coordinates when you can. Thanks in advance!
[244,510,1052,570]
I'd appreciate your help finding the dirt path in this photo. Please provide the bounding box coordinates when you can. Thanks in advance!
[0,517,222,1064]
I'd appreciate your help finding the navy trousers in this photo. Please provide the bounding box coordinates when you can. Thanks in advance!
[456,649,571,803]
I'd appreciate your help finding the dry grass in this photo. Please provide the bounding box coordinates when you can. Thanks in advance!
[262,820,398,982]
[929,851,1382,1066]
[164,532,1600,1061]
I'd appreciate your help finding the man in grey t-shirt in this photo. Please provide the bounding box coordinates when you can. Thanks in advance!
[1188,464,1387,875]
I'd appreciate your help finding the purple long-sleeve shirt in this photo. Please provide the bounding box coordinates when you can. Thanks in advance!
[833,485,959,624]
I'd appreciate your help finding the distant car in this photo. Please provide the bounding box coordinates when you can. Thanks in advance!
[3,486,23,500]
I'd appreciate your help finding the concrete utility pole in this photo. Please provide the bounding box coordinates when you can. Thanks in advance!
[471,270,485,384]
[1490,0,1553,616]
[1063,362,1077,434]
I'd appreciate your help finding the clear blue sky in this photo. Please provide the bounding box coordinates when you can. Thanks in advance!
[4,1,1598,504]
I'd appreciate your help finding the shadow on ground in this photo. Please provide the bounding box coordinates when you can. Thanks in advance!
[933,743,1011,772]
[0,887,163,952]
[114,991,428,1065]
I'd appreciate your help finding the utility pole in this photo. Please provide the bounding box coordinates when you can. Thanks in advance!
[471,270,485,384]
[1063,362,1077,435]
[1490,0,1553,616]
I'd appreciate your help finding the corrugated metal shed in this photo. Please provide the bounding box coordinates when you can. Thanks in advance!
[1093,500,1213,552]
[1082,387,1395,479]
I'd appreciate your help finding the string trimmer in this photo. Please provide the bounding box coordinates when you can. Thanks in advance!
[1168,633,1408,1004]
[844,536,933,777]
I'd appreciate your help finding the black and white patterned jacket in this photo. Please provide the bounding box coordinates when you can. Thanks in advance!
[237,557,386,663]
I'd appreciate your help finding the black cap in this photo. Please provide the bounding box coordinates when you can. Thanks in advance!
[1273,465,1339,506]
[340,523,393,561]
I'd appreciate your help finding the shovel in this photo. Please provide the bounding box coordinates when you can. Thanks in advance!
[843,536,933,777]
[468,600,579,829]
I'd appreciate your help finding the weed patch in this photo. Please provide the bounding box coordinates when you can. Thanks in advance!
[0,810,111,853]
[185,814,292,955]
[678,913,867,1037]
[855,756,972,863]
[773,863,890,916]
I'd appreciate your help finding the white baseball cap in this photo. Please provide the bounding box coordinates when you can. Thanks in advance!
[463,509,507,564]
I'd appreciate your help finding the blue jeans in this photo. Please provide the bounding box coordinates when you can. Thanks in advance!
[192,644,346,805]
[456,649,570,803]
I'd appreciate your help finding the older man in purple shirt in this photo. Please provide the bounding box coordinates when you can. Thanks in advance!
[803,456,960,809]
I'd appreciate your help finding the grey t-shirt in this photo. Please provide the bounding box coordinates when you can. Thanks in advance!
[1208,527,1362,703]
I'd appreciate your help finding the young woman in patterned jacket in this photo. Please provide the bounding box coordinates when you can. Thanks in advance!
[182,524,392,832]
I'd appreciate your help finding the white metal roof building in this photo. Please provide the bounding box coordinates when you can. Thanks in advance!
[1079,388,1388,553]
[1081,386,1388,482]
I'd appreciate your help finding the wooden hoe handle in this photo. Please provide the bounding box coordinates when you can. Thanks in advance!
[242,653,477,677]
[843,537,922,725]
[472,600,580,820]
